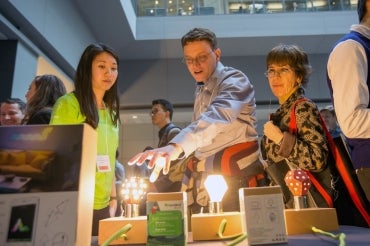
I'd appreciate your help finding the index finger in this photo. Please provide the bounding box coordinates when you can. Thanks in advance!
[127,153,142,166]
[128,152,150,166]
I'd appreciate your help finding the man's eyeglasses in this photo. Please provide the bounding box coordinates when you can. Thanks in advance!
[264,67,292,78]
[182,51,214,66]
[150,109,164,116]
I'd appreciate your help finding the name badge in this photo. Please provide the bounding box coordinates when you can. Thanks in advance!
[96,155,111,172]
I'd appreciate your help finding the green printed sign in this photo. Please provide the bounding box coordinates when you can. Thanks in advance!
[148,210,183,236]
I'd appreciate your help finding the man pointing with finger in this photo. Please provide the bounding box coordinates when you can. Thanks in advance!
[128,27,266,213]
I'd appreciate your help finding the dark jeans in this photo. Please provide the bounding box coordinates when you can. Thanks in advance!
[221,174,268,212]
[91,206,110,236]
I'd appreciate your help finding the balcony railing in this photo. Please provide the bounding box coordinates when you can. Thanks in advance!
[131,0,356,17]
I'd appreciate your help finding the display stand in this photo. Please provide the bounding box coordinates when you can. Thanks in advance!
[0,124,96,246]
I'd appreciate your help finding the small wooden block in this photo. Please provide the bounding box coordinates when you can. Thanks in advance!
[284,208,338,235]
[191,212,242,241]
[98,216,147,245]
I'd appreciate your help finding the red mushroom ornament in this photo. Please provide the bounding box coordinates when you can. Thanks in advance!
[284,169,311,209]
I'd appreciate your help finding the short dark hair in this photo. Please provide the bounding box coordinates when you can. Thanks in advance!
[152,99,174,120]
[181,27,217,50]
[2,98,26,113]
[358,0,367,22]
[266,44,312,87]
[320,105,336,117]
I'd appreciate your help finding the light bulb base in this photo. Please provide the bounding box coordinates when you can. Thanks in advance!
[293,195,307,209]
[124,203,140,217]
[208,201,223,213]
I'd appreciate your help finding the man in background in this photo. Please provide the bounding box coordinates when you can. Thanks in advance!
[150,99,184,192]
[320,105,343,138]
[0,98,26,125]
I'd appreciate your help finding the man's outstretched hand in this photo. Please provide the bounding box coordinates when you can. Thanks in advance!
[127,144,183,182]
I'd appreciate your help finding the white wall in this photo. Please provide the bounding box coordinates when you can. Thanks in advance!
[12,42,37,99]
[9,0,96,69]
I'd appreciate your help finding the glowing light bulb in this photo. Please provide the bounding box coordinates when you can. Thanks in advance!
[204,174,228,213]
[120,177,147,217]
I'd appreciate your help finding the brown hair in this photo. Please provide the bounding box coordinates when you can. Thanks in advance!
[266,44,312,87]
[181,27,217,50]
[23,74,66,123]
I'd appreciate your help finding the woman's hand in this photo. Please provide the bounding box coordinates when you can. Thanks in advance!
[109,199,117,217]
[263,121,284,145]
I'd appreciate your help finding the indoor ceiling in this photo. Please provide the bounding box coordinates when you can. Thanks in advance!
[61,1,354,124]
[0,1,355,63]
[72,0,348,61]
[0,1,351,124]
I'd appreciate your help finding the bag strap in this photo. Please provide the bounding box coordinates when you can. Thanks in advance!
[330,135,370,226]
[290,99,370,225]
[289,98,306,135]
[315,108,370,225]
[289,98,334,208]
[163,124,181,144]
[305,171,333,207]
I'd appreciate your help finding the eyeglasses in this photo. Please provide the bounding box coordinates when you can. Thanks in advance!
[264,67,292,78]
[150,109,164,116]
[182,51,214,65]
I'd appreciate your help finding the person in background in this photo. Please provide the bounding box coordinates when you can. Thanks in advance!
[0,98,26,125]
[115,149,125,216]
[327,0,370,202]
[50,43,120,236]
[23,74,66,124]
[319,105,343,138]
[150,99,184,192]
[320,105,352,155]
[261,44,331,209]
[133,99,183,216]
[129,27,265,213]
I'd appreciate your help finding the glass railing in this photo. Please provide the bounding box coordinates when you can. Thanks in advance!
[131,0,356,17]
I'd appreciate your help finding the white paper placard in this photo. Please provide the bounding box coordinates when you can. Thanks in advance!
[239,186,287,245]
